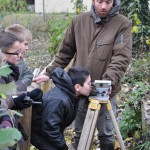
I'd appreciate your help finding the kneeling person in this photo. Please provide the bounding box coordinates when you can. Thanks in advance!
[31,66,91,150]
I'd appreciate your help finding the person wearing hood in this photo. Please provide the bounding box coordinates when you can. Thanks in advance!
[31,66,92,150]
[33,0,132,149]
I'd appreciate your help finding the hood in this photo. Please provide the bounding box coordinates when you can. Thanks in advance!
[90,0,121,24]
[109,0,121,16]
[51,67,76,98]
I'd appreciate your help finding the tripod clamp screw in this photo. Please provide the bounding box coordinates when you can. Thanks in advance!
[88,98,112,110]
[88,99,101,110]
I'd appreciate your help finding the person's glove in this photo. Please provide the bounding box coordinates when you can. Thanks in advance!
[12,93,32,110]
[0,120,12,128]
[27,88,43,103]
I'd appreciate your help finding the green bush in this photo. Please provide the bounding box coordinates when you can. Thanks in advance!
[123,53,150,84]
[0,0,27,14]
[121,0,150,58]
[119,82,149,139]
[71,0,87,14]
[134,141,150,150]
[119,53,150,148]
[48,14,74,54]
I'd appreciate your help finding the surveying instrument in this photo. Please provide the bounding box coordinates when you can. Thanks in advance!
[77,80,126,150]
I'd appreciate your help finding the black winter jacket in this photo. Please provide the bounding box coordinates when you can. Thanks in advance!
[31,67,79,150]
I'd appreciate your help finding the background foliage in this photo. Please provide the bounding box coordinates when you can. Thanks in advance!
[0,0,27,14]
[119,54,150,149]
[121,0,150,58]
[48,14,74,54]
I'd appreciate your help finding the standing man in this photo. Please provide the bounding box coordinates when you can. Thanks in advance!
[34,0,132,149]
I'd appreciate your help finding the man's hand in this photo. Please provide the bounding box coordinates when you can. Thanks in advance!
[32,75,50,83]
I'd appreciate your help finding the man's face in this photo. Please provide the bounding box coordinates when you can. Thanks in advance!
[93,0,114,18]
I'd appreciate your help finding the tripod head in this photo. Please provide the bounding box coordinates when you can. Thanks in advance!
[92,80,111,100]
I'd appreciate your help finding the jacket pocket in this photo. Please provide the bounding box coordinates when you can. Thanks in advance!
[94,40,114,60]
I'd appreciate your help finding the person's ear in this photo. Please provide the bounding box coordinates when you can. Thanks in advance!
[74,84,81,92]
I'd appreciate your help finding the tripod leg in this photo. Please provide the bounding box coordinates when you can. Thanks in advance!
[107,101,126,150]
[77,107,100,150]
[86,109,100,150]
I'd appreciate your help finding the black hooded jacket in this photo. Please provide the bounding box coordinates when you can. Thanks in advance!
[31,67,79,150]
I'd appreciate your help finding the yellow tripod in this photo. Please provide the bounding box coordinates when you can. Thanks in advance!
[77,97,126,150]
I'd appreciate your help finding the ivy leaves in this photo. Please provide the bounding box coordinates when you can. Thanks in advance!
[0,128,22,149]
[122,0,150,57]
[0,65,16,98]
[0,64,22,149]
[0,64,12,77]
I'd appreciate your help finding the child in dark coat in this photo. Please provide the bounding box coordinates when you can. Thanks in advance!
[31,67,91,150]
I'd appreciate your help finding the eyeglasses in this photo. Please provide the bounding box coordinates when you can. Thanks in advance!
[4,49,21,56]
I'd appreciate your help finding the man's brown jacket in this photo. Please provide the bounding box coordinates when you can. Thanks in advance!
[46,12,132,96]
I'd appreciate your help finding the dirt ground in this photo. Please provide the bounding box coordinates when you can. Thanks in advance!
[24,37,53,72]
